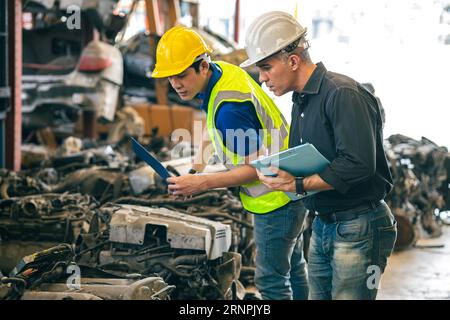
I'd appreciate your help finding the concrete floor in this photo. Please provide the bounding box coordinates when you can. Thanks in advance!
[378,225,450,300]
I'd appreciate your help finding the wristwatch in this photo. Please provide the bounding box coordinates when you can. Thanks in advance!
[188,168,197,174]
[295,177,307,196]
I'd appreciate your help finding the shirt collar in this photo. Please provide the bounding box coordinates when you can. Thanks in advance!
[198,62,222,112]
[302,61,327,94]
[292,62,327,103]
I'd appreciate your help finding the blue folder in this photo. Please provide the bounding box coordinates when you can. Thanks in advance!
[131,137,171,181]
[250,143,330,199]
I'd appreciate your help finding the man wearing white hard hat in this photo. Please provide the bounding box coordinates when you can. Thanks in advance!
[242,11,396,300]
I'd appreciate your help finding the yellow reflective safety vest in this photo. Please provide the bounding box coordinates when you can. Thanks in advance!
[206,61,291,214]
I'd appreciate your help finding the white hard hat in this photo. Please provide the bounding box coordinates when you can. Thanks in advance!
[240,11,307,68]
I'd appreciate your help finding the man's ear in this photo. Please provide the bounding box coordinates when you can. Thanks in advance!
[288,54,301,71]
[200,60,210,73]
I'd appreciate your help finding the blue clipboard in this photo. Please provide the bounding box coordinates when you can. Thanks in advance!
[250,143,330,199]
[131,137,171,181]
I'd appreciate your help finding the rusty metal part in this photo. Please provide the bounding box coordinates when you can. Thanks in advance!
[52,167,129,203]
[385,135,449,249]
[0,170,51,199]
[34,277,173,300]
[114,192,224,206]
[0,193,96,243]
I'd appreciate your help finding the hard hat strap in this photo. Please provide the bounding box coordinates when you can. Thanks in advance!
[194,53,211,63]
[280,36,310,55]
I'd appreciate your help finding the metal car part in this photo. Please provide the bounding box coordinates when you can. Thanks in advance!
[108,204,231,260]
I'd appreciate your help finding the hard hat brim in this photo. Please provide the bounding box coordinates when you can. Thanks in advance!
[152,48,213,78]
[239,58,256,69]
[151,69,177,79]
[239,47,281,68]
[239,45,282,68]
[240,31,307,68]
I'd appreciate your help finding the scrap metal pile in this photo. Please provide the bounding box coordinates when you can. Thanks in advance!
[1,132,449,299]
[0,138,253,300]
[385,134,450,249]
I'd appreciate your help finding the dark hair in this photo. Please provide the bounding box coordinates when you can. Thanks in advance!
[190,59,203,73]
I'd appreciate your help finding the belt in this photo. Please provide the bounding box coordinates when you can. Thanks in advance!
[315,200,383,224]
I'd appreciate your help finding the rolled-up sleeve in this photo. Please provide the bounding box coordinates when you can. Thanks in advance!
[318,88,377,194]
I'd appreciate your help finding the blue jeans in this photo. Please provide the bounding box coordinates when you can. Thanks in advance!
[253,200,308,300]
[308,201,397,300]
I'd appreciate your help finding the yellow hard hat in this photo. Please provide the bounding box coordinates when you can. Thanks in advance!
[152,25,212,78]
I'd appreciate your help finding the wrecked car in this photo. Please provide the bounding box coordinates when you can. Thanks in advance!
[22,0,125,137]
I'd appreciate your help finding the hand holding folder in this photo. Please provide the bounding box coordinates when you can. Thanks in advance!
[250,143,330,199]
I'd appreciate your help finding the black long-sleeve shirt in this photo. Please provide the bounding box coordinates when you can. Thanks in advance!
[289,62,393,214]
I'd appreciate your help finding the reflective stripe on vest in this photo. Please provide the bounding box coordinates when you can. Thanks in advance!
[206,61,291,213]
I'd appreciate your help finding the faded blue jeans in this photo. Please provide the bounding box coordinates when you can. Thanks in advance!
[308,200,397,300]
[253,200,308,300]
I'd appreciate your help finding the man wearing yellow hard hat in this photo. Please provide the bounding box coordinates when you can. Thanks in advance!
[152,25,308,300]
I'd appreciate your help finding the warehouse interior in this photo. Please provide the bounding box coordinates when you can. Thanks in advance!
[0,0,449,301]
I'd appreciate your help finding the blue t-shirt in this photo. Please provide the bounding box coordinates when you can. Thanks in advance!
[198,63,262,157]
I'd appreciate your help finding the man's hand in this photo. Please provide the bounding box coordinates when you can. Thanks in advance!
[167,174,208,196]
[256,167,296,193]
